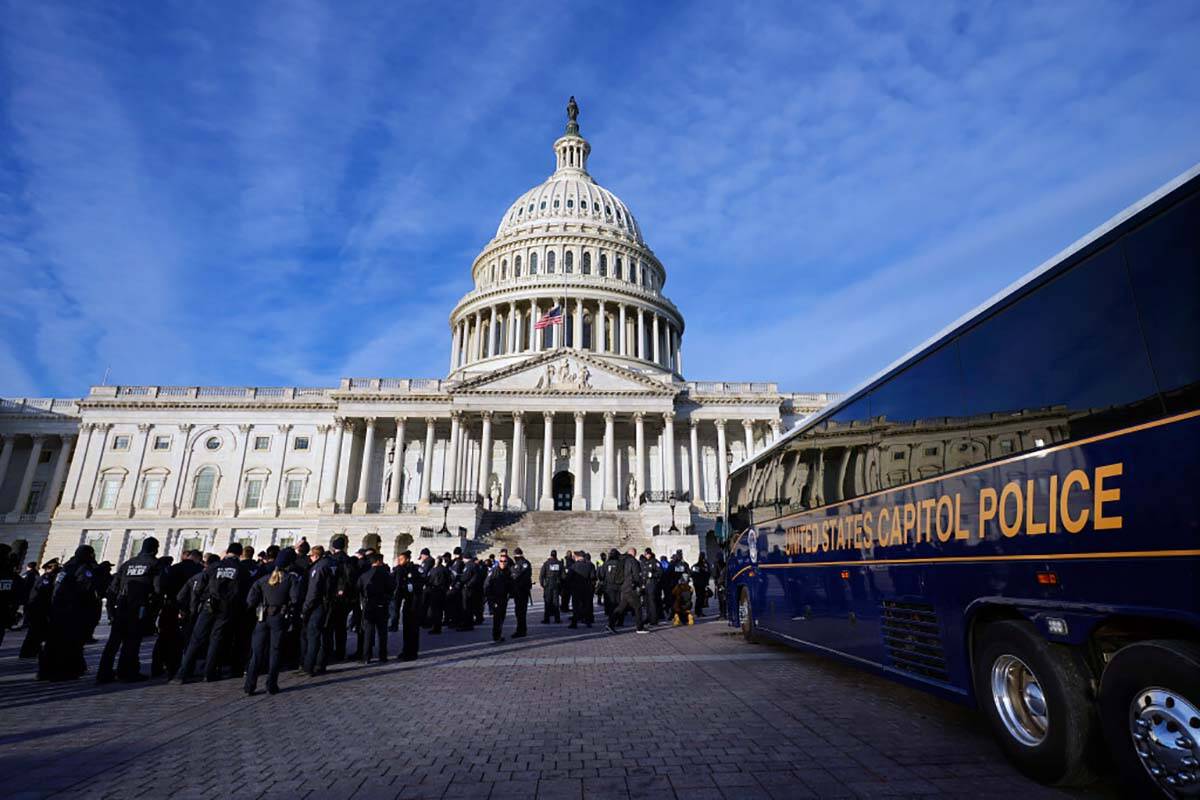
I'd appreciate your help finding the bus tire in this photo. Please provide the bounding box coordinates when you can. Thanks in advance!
[739,587,757,643]
[973,620,1097,786]
[1098,639,1200,798]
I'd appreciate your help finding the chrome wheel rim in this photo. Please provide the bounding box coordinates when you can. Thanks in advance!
[1130,687,1200,797]
[990,654,1049,747]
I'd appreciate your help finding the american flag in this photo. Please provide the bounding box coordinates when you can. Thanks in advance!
[534,306,564,330]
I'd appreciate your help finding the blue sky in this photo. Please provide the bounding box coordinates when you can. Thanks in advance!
[2,1,1198,398]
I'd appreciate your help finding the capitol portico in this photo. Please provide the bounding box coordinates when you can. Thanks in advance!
[0,100,836,566]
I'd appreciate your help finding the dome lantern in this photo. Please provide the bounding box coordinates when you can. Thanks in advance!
[554,96,591,176]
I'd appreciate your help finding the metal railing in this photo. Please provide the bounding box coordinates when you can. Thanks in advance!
[640,491,690,504]
[430,491,482,505]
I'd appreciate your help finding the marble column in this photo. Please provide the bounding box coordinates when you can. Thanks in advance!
[477,411,493,499]
[602,412,618,510]
[41,434,75,520]
[321,419,345,509]
[539,412,554,510]
[167,424,192,513]
[127,424,153,514]
[450,324,460,371]
[10,435,44,517]
[445,413,461,498]
[64,426,94,511]
[532,302,542,352]
[597,300,607,353]
[652,314,661,365]
[633,412,646,506]
[662,412,676,495]
[508,305,518,354]
[507,412,525,510]
[618,304,627,356]
[689,420,702,505]
[636,308,645,360]
[574,298,583,349]
[85,424,113,513]
[0,435,14,496]
[419,417,436,503]
[716,420,729,503]
[771,420,783,443]
[387,417,406,510]
[352,418,376,512]
[271,424,291,513]
[572,411,585,509]
[743,419,755,457]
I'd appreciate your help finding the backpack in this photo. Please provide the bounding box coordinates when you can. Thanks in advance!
[607,556,624,589]
[334,555,357,600]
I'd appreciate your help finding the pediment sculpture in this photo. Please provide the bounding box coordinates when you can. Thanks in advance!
[534,358,592,391]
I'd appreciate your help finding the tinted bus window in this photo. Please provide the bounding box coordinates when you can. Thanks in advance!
[774,397,871,513]
[1123,191,1200,413]
[959,245,1159,442]
[869,343,967,487]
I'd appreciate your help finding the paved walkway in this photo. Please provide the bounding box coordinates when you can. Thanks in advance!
[0,600,1112,799]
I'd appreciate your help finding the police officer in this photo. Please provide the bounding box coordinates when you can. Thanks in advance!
[691,554,711,617]
[595,552,613,619]
[328,535,357,662]
[665,551,689,613]
[358,552,394,664]
[176,543,251,683]
[560,551,574,614]
[393,550,423,660]
[606,548,646,634]
[415,548,434,627]
[425,554,450,635]
[484,553,514,643]
[20,560,58,660]
[713,555,729,619]
[640,548,662,626]
[539,550,563,624]
[286,541,310,669]
[176,553,217,652]
[446,548,465,630]
[568,551,596,628]
[97,536,164,683]
[40,545,101,681]
[510,548,532,638]
[0,544,17,647]
[458,554,480,631]
[301,545,335,676]
[153,549,204,679]
[469,553,487,624]
[244,549,301,695]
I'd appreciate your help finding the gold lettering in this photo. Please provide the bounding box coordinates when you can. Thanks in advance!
[1094,462,1123,530]
[902,503,917,544]
[935,495,953,542]
[862,511,873,548]
[979,488,998,538]
[877,507,890,547]
[1060,469,1090,533]
[999,481,1023,538]
[919,498,936,543]
[1048,475,1059,533]
[955,493,970,540]
[1025,480,1046,535]
[889,505,904,546]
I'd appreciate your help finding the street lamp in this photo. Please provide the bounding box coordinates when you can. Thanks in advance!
[668,492,679,533]
[439,496,451,535]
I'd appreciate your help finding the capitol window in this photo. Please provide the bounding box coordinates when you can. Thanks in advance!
[254,436,271,451]
[527,203,533,212]
[547,251,556,273]
[205,436,221,451]
[582,252,591,274]
[615,257,623,279]
[192,467,216,509]
[98,476,122,510]
[285,479,304,508]
[500,259,507,279]
[565,251,574,272]
[567,199,574,209]
[553,200,560,209]
[540,201,545,210]
[515,255,522,276]
[293,436,310,451]
[244,479,263,509]
[140,477,163,510]
[529,253,537,274]
[599,254,608,277]
[153,435,171,451]
[112,435,130,451]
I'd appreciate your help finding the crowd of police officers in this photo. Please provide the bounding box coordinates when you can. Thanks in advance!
[0,537,727,695]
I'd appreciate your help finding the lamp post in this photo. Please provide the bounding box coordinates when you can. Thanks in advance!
[668,492,679,533]
[440,496,451,535]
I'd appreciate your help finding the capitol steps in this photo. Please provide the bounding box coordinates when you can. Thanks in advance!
[471,510,654,564]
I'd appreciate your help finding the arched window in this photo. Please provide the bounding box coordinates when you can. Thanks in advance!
[501,259,507,280]
[599,253,608,277]
[547,251,556,273]
[530,252,538,274]
[615,257,623,280]
[514,255,522,276]
[193,467,217,509]
[567,199,574,209]
[553,199,560,209]
[540,201,546,210]
[490,264,496,283]
[565,251,574,273]
[582,252,591,275]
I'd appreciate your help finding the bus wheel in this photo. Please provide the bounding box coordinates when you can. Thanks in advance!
[1098,640,1200,798]
[739,588,756,643]
[973,620,1097,785]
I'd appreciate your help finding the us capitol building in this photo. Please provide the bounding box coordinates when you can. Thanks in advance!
[0,100,835,565]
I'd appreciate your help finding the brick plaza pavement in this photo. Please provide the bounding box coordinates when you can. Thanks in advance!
[0,596,1115,800]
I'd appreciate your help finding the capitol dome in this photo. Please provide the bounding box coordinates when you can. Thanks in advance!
[448,98,684,383]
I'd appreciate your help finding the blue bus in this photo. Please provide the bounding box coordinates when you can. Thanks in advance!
[725,164,1199,797]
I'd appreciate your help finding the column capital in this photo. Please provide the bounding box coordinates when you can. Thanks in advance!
[362,417,376,428]
[542,410,555,422]
[277,423,293,434]
[424,416,437,425]
[632,411,645,422]
[60,433,77,444]
[338,417,355,432]
[713,418,727,431]
[316,424,332,434]
[137,424,152,433]
[449,410,463,421]
[689,416,700,429]
[480,410,493,421]
[511,412,524,424]
[237,424,253,434]
[395,415,408,425]
[603,411,615,422]
[742,419,755,431]
[662,411,675,423]
[573,410,586,422]
[177,423,193,434]
[98,423,113,432]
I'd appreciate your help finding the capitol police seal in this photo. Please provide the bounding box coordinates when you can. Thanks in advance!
[747,527,758,564]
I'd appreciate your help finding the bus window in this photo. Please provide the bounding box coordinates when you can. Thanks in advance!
[1122,190,1200,414]
[869,342,966,486]
[775,397,871,511]
[959,244,1159,446]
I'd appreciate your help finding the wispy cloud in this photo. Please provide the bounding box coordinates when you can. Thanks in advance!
[1,0,1197,396]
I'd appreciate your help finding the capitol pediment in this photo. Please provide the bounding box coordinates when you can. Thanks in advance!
[452,351,674,396]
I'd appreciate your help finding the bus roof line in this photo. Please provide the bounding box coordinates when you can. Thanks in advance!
[733,160,1200,474]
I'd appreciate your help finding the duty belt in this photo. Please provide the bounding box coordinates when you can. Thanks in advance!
[264,605,284,616]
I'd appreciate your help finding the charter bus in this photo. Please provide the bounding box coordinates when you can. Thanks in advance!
[725,164,1199,797]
